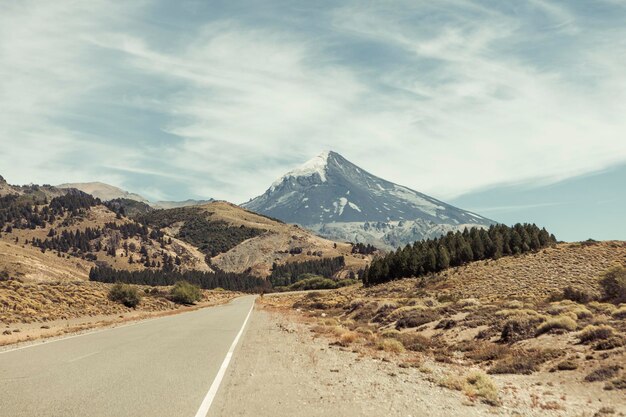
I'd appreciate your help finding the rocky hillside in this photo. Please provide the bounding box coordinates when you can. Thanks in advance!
[137,201,369,277]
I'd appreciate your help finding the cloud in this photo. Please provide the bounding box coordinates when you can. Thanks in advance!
[0,0,625,204]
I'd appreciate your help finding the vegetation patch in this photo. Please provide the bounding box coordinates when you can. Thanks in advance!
[169,281,202,305]
[488,348,562,375]
[584,365,622,382]
[535,316,577,336]
[108,283,141,308]
[599,266,626,304]
[578,325,615,344]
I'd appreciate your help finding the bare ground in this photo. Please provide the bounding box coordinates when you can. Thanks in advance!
[211,307,626,417]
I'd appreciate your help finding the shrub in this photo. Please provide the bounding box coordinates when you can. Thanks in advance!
[555,359,578,370]
[108,283,141,308]
[395,333,433,352]
[593,336,624,351]
[599,266,626,304]
[561,286,594,304]
[488,348,562,375]
[579,325,614,344]
[377,338,405,353]
[395,309,438,329]
[501,316,543,343]
[169,281,203,304]
[465,343,510,362]
[584,365,622,382]
[605,376,626,390]
[612,306,626,319]
[464,371,500,406]
[339,331,359,346]
[535,316,577,336]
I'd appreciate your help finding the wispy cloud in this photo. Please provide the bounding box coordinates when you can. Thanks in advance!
[0,0,625,203]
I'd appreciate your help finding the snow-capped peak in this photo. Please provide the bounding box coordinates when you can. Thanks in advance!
[271,150,331,189]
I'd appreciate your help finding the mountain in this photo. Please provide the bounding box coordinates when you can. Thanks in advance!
[242,151,495,249]
[57,182,149,203]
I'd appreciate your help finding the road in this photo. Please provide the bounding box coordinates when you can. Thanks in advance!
[0,295,255,417]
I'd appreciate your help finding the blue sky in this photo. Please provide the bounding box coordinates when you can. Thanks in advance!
[1,1,625,240]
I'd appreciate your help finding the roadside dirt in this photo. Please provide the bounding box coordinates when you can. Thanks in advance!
[212,306,625,417]
[212,308,499,417]
[0,290,237,348]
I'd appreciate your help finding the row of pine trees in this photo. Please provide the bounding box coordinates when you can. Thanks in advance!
[362,223,556,286]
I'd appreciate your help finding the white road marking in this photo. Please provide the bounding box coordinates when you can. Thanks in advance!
[67,351,100,363]
[194,300,255,417]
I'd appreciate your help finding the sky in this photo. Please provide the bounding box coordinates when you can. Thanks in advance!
[1,1,625,240]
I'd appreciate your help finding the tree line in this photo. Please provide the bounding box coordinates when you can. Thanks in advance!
[362,223,556,286]
[269,256,346,287]
[89,265,269,292]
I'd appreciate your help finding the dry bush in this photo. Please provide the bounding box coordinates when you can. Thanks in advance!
[535,316,577,336]
[465,342,510,363]
[339,331,359,346]
[394,333,434,352]
[579,325,615,344]
[464,371,500,406]
[376,338,405,353]
[593,336,625,351]
[395,309,439,329]
[584,365,622,382]
[588,301,617,315]
[555,359,579,371]
[604,375,626,390]
[561,286,595,304]
[488,348,562,375]
[599,266,626,304]
[612,306,626,319]
[500,316,545,343]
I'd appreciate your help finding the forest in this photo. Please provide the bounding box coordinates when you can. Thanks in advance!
[269,256,346,287]
[362,223,556,286]
[0,190,100,232]
[89,265,269,292]
[138,208,264,257]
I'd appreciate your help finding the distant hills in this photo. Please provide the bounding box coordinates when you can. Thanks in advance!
[56,182,213,210]
[0,178,369,284]
[243,151,494,249]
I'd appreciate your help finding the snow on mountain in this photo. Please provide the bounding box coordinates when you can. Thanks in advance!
[242,151,495,249]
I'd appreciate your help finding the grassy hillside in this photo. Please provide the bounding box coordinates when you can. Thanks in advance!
[264,241,626,409]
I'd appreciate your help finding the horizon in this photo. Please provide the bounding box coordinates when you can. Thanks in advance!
[1,1,625,241]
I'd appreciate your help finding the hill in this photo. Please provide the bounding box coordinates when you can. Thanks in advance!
[243,151,494,249]
[264,240,626,411]
[137,201,370,277]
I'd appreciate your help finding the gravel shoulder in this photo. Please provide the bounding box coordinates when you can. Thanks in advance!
[210,308,498,417]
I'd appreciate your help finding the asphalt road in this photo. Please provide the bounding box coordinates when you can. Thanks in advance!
[0,295,256,417]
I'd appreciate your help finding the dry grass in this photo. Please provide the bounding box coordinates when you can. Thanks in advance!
[579,325,615,344]
[535,315,578,336]
[438,371,499,406]
[376,338,405,353]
